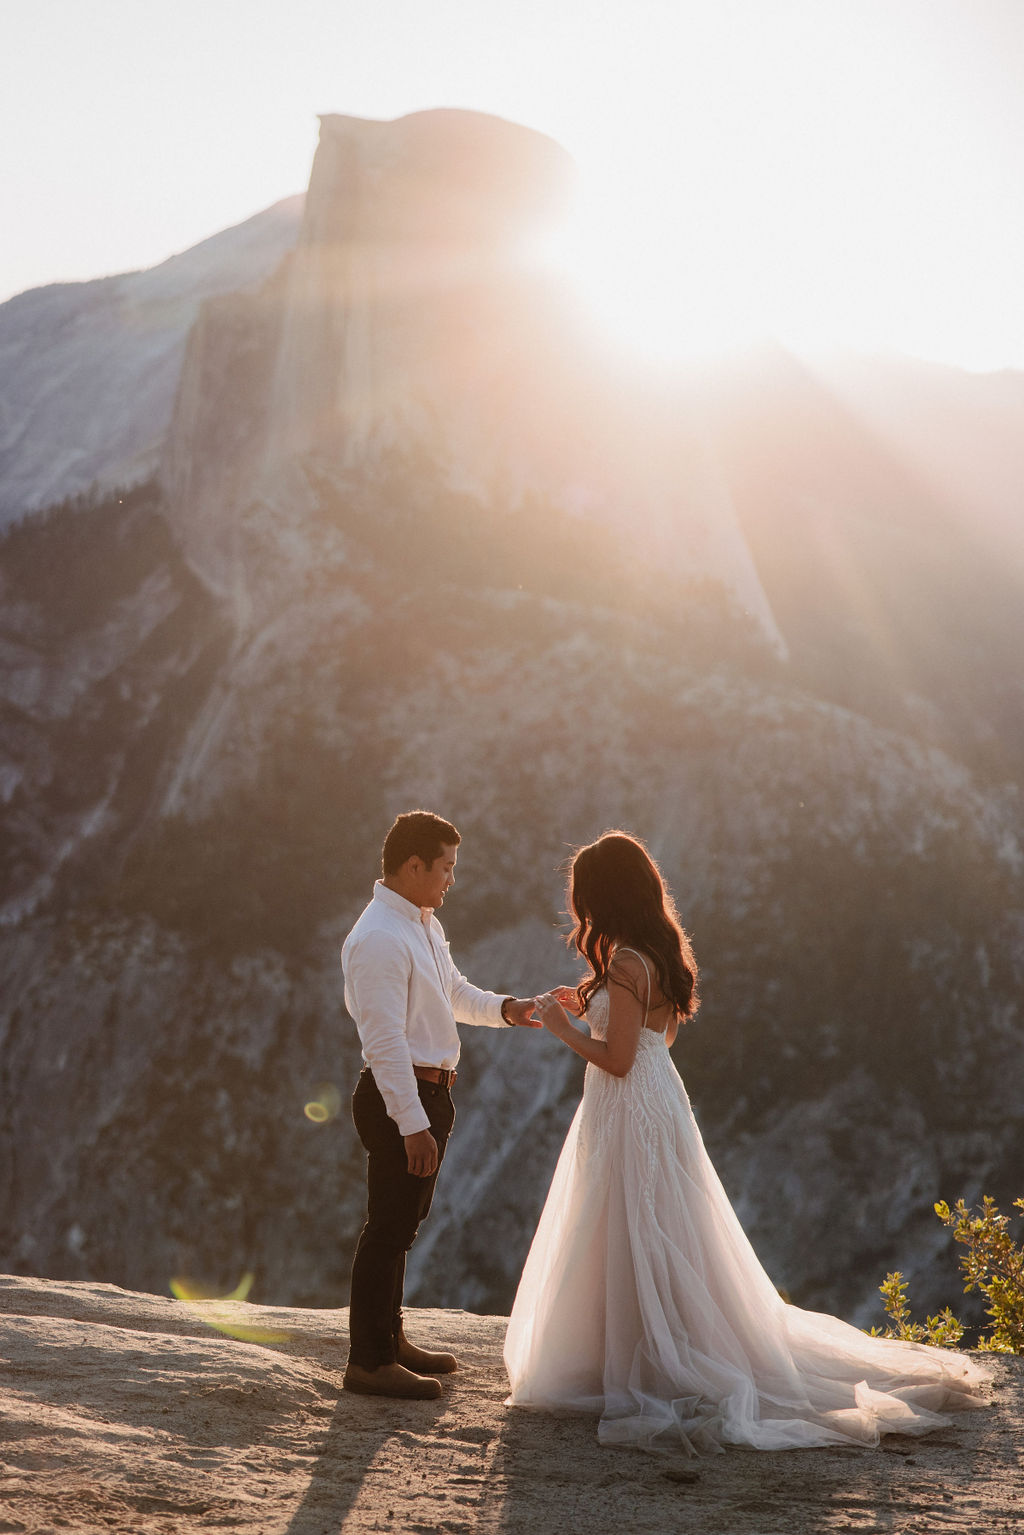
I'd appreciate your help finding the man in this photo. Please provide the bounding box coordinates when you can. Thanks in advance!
[341,809,538,1399]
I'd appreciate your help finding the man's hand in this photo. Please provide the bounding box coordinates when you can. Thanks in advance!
[404,1129,439,1178]
[505,996,541,1029]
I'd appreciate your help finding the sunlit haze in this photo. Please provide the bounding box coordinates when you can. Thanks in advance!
[3,0,1023,371]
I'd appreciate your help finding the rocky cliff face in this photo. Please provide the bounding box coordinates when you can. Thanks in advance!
[1,110,1023,1333]
[0,198,302,526]
[2,470,1022,1326]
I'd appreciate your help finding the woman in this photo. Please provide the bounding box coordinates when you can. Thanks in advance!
[504,831,988,1453]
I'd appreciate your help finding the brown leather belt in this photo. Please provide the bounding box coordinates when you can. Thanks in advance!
[413,1065,457,1089]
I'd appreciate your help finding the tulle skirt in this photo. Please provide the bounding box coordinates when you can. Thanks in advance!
[504,1031,989,1454]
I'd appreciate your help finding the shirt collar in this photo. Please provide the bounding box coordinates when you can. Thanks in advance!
[373,879,434,925]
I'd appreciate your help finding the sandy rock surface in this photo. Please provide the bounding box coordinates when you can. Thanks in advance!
[0,1275,1020,1534]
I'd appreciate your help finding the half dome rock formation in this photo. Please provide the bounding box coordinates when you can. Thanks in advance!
[160,109,784,651]
[264,110,574,478]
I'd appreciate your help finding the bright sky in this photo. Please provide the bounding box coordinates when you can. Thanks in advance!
[3,0,1023,371]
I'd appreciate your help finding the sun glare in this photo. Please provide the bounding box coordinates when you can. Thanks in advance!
[522,2,1024,375]
[533,186,769,366]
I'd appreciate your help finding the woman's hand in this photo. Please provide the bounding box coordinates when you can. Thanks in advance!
[535,992,575,1038]
[550,985,580,1012]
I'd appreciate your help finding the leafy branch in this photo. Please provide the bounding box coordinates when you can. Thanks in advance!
[872,1196,1024,1353]
[870,1271,965,1347]
[936,1196,1024,1354]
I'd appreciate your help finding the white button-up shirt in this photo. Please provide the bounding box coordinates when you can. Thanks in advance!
[341,881,508,1135]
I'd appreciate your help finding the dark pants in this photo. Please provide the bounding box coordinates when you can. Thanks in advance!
[348,1067,456,1368]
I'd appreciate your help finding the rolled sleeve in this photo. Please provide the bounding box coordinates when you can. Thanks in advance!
[344,929,430,1135]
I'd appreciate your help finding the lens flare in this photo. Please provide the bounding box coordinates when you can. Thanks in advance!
[170,1271,292,1345]
[304,1082,342,1123]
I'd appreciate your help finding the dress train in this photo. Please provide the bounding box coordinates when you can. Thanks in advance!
[504,974,988,1453]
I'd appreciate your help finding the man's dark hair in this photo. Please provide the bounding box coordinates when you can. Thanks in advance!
[381,810,461,875]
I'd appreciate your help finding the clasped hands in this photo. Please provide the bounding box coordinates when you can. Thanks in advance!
[534,985,580,1036]
[507,986,580,1037]
[505,989,580,1031]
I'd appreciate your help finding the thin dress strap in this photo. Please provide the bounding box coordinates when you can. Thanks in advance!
[615,946,651,1026]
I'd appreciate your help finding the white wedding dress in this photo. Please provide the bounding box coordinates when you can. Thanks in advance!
[504,956,989,1454]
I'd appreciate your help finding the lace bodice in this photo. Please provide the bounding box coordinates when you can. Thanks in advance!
[583,986,610,1039]
[584,986,667,1054]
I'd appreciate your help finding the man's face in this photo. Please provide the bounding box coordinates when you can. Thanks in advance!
[409,844,458,910]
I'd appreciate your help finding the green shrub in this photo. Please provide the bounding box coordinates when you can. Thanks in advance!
[935,1196,1024,1354]
[872,1196,1024,1353]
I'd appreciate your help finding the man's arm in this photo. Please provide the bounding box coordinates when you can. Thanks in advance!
[449,966,538,1029]
[344,929,429,1136]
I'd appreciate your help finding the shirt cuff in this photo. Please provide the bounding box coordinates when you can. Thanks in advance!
[396,1101,431,1136]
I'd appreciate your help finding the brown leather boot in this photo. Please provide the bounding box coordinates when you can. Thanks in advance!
[342,1361,442,1399]
[396,1329,459,1375]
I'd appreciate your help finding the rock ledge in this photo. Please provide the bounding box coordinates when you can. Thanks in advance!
[1,1275,1020,1534]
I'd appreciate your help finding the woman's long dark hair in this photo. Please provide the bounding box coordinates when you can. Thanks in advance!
[569,831,699,1021]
